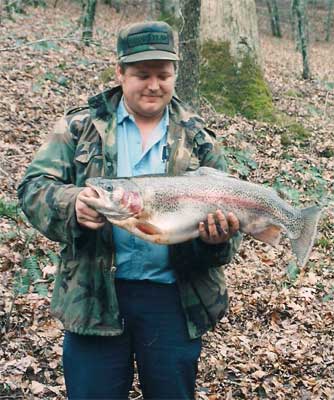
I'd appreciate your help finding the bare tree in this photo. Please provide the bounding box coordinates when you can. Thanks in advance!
[176,0,201,110]
[325,0,334,41]
[146,0,159,20]
[292,0,311,79]
[160,0,180,20]
[102,0,120,13]
[266,0,282,37]
[81,0,97,46]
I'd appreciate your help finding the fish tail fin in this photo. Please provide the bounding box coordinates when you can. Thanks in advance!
[290,206,322,267]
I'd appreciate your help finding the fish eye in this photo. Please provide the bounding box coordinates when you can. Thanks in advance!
[104,183,113,192]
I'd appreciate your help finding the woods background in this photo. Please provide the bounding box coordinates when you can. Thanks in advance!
[0,0,333,399]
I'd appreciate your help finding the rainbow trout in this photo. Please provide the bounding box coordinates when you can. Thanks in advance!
[83,167,322,267]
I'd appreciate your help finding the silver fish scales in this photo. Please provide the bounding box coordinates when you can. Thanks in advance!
[82,167,322,267]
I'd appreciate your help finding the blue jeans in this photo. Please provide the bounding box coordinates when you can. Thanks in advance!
[63,280,202,399]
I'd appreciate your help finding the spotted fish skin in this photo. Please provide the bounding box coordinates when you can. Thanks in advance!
[83,167,322,267]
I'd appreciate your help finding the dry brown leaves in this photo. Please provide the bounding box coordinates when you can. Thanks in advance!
[0,1,333,399]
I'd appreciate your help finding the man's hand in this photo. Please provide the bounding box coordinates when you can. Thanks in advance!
[75,187,106,230]
[199,210,239,245]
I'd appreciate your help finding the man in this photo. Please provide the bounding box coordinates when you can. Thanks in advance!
[18,21,241,400]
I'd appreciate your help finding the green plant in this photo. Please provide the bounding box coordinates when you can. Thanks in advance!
[13,234,60,297]
[26,255,48,296]
[286,261,300,283]
[0,197,21,221]
[43,71,69,88]
[286,122,311,142]
[272,162,332,207]
[32,40,60,52]
[46,250,60,267]
[14,249,59,297]
[322,286,334,303]
[99,67,115,84]
[273,175,301,205]
[220,146,258,178]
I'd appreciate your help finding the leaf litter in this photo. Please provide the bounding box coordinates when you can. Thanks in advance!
[0,1,333,399]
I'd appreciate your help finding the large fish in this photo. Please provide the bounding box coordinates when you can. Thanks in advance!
[82,167,322,267]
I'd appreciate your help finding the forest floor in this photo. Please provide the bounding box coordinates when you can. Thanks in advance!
[0,1,333,399]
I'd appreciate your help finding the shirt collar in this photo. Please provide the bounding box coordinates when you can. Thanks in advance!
[116,96,130,124]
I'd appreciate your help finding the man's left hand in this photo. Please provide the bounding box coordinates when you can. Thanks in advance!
[199,210,239,245]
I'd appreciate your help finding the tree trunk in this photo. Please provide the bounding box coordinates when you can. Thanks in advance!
[176,0,201,110]
[82,0,97,46]
[292,0,311,79]
[102,0,121,13]
[325,0,334,41]
[0,0,3,24]
[201,0,261,62]
[266,0,282,37]
[146,0,159,20]
[160,0,180,19]
[199,0,273,120]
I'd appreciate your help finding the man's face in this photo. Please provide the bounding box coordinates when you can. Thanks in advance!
[116,60,176,119]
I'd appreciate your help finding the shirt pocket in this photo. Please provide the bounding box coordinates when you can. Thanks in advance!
[74,141,103,186]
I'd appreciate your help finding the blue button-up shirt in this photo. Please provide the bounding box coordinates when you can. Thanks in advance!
[112,98,175,283]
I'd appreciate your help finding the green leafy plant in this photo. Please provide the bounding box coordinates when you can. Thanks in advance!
[14,255,49,297]
[32,40,60,52]
[0,197,21,221]
[286,261,300,283]
[46,250,60,267]
[322,286,334,302]
[25,255,48,296]
[13,270,30,296]
[273,174,301,205]
[0,231,18,243]
[272,162,332,207]
[220,147,258,178]
[43,71,69,88]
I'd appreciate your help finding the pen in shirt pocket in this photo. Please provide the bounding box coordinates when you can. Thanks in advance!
[162,144,170,162]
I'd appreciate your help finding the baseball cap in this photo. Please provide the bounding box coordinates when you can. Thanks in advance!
[117,21,179,63]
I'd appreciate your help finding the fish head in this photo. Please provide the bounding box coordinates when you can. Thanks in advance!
[84,177,143,220]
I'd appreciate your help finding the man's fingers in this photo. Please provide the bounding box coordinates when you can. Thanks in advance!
[226,212,240,235]
[79,186,99,198]
[76,187,105,229]
[207,213,220,238]
[216,210,229,235]
[199,221,211,242]
[199,210,240,245]
[76,199,101,219]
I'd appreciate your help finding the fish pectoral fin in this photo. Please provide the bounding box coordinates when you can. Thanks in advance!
[135,221,163,235]
[252,225,282,246]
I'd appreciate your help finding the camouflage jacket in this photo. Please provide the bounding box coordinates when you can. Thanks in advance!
[17,86,241,339]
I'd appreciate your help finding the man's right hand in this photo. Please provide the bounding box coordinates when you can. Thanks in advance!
[75,187,106,230]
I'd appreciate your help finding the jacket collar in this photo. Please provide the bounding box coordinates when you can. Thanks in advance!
[87,85,207,177]
[88,86,123,121]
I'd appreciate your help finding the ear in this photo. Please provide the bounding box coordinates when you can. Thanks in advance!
[115,64,123,84]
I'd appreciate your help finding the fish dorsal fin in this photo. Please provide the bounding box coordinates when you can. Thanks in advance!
[135,221,163,235]
[252,225,282,246]
[184,167,231,178]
